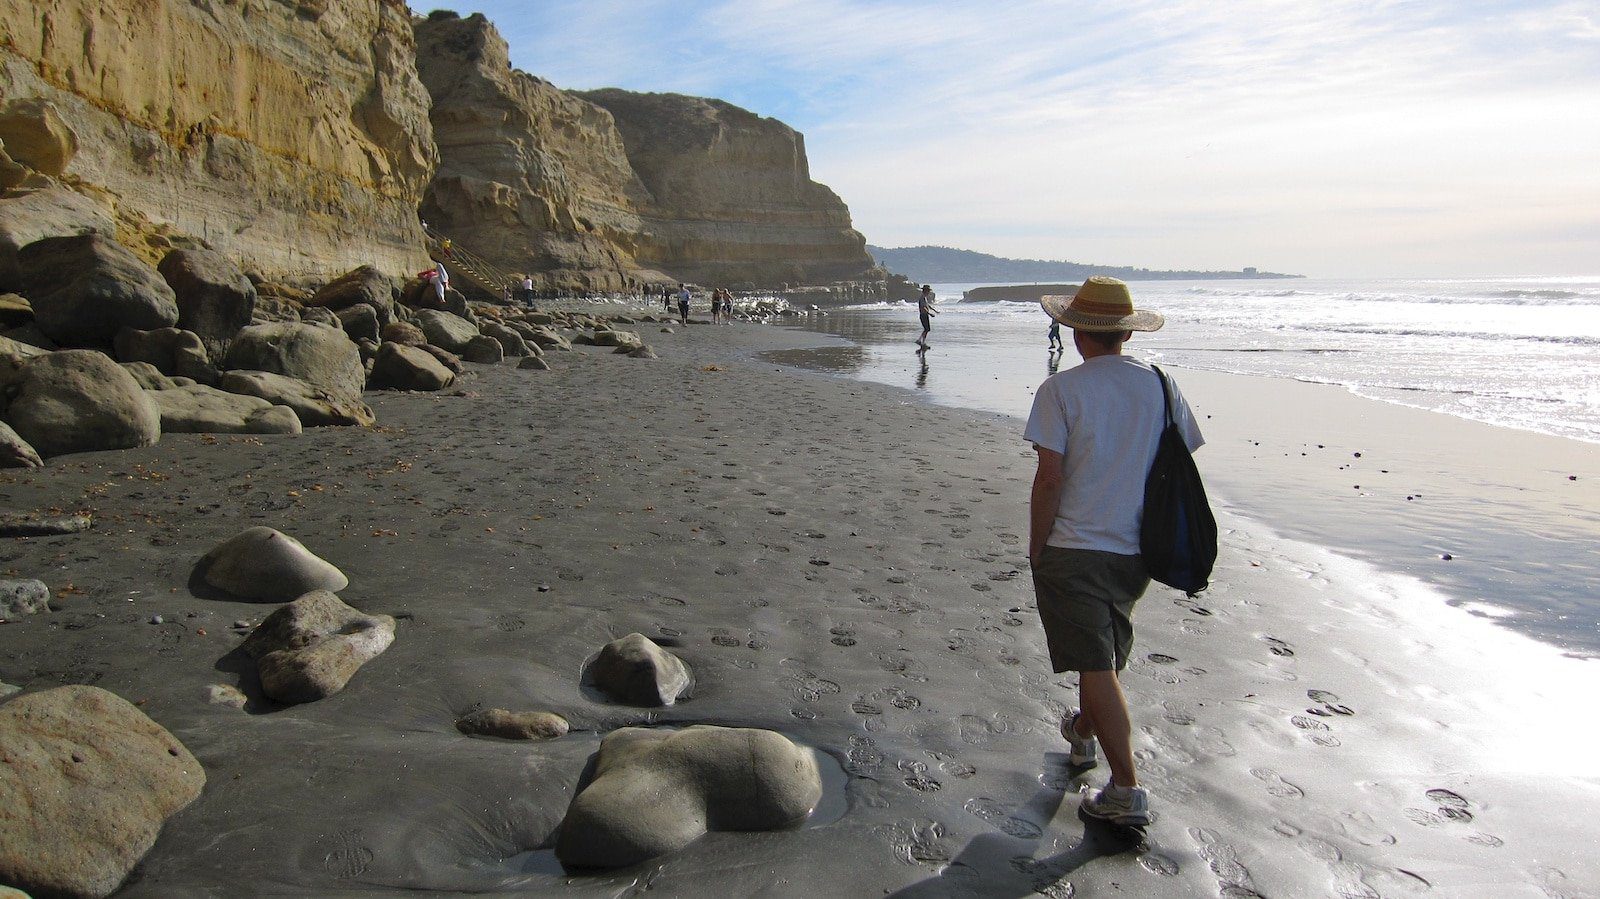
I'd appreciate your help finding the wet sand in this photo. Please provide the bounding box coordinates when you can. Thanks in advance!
[1,317,1597,896]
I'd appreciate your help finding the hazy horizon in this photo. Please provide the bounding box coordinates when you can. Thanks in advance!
[437,1,1600,280]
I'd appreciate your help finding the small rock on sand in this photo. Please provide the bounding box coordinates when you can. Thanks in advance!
[517,356,550,371]
[455,708,568,741]
[0,578,49,617]
[199,526,348,602]
[588,633,692,707]
[0,513,92,537]
[202,684,247,709]
[555,725,821,869]
[0,680,20,700]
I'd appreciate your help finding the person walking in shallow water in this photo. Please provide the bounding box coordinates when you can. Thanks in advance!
[916,284,937,349]
[1048,318,1064,351]
[1025,276,1204,829]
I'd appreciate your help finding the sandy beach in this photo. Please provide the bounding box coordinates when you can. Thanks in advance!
[3,314,1598,897]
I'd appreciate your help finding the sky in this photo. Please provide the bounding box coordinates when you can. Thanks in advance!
[438,1,1600,278]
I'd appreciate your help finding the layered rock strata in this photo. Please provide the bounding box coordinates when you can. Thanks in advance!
[413,12,650,293]
[0,0,436,281]
[578,89,876,287]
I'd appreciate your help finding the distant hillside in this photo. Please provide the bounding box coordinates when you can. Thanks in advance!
[868,245,1297,283]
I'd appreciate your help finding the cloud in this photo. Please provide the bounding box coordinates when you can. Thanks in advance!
[442,0,1600,276]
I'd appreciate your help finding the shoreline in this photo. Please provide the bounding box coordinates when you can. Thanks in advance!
[762,312,1600,659]
[1,316,1596,895]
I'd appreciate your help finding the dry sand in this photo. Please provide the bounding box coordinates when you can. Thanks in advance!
[1,317,1597,896]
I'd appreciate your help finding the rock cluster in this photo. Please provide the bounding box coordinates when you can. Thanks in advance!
[0,685,205,898]
[555,726,823,869]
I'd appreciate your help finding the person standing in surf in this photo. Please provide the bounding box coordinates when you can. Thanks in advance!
[916,284,937,349]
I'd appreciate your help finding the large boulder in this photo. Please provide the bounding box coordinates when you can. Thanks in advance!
[222,321,365,401]
[0,685,205,898]
[217,370,375,427]
[588,633,692,707]
[307,265,395,323]
[461,334,503,364]
[5,350,160,457]
[0,186,113,292]
[419,344,463,374]
[380,320,427,347]
[591,329,642,349]
[0,421,42,468]
[150,384,301,435]
[480,321,530,357]
[413,309,478,354]
[240,590,395,705]
[113,327,217,384]
[0,98,78,177]
[18,235,179,348]
[555,726,822,869]
[157,248,256,358]
[199,526,348,602]
[368,342,453,391]
[334,303,380,344]
[526,327,572,351]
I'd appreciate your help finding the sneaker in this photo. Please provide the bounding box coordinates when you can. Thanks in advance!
[1060,710,1098,769]
[1080,781,1151,828]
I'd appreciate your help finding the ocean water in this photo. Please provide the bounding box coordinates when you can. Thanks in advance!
[765,276,1600,655]
[799,277,1600,443]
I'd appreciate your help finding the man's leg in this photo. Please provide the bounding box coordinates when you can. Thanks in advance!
[1076,670,1137,787]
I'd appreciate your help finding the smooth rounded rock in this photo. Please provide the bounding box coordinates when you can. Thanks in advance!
[414,309,479,354]
[20,234,179,348]
[461,334,503,364]
[455,708,568,741]
[0,685,205,898]
[199,526,348,602]
[6,350,161,458]
[517,355,550,371]
[157,247,256,358]
[368,342,453,391]
[555,726,822,869]
[239,590,395,705]
[217,369,375,427]
[0,421,42,468]
[588,633,692,707]
[222,321,365,401]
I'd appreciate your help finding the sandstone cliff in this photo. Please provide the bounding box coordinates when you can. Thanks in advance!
[577,89,876,287]
[0,0,435,282]
[413,12,654,293]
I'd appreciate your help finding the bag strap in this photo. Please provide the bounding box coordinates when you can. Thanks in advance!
[1151,364,1174,428]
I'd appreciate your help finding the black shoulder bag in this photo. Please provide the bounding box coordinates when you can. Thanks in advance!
[1140,366,1217,595]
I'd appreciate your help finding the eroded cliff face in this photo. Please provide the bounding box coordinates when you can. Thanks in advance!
[577,89,876,287]
[0,0,435,282]
[413,12,653,293]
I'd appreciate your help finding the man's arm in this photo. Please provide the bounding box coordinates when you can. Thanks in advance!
[1029,445,1064,565]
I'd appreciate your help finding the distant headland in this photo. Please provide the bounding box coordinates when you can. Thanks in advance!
[868,245,1300,284]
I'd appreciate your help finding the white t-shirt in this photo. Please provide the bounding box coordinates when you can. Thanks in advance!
[1023,354,1204,555]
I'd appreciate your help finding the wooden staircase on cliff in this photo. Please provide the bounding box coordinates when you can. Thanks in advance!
[424,229,518,303]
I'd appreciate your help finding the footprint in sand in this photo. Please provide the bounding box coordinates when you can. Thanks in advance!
[1289,714,1343,747]
[1147,652,1179,664]
[1306,689,1355,716]
[322,828,374,879]
[1249,767,1305,798]
[1261,635,1296,657]
[847,735,883,774]
[1188,828,1263,897]
[899,759,942,793]
[963,797,1043,839]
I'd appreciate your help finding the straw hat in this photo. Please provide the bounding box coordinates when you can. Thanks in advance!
[1040,276,1164,332]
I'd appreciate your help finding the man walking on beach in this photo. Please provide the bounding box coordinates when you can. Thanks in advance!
[1025,276,1204,828]
[677,283,691,325]
[915,284,937,349]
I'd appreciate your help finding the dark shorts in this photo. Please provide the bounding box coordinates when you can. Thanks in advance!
[919,311,932,331]
[1030,546,1151,673]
